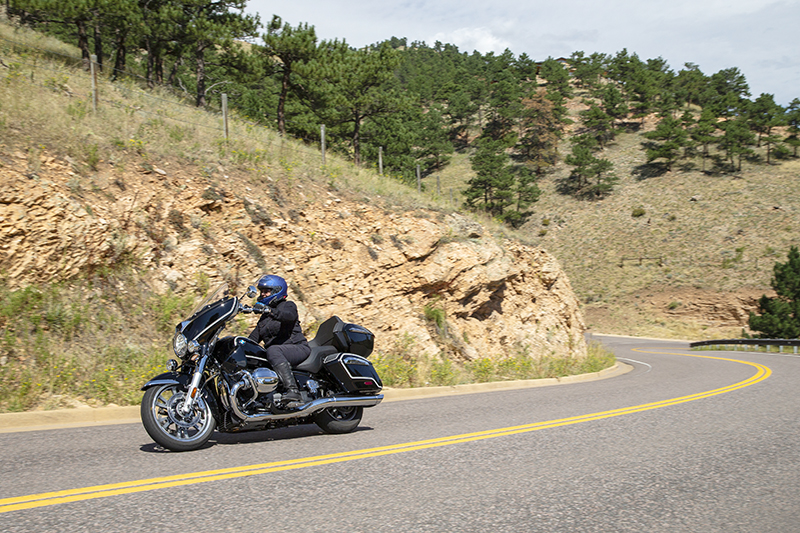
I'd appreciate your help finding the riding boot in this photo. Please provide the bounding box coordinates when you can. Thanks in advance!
[273,361,302,403]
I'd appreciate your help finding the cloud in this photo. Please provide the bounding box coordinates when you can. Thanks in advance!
[429,27,513,54]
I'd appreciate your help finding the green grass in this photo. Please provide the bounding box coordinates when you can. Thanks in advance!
[372,337,616,388]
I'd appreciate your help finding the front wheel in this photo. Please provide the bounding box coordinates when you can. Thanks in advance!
[313,406,363,434]
[141,383,216,452]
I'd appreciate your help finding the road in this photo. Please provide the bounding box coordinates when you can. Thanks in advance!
[1,335,799,532]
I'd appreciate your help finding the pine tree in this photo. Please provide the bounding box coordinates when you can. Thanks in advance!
[261,16,318,135]
[749,246,800,338]
[517,92,561,176]
[785,98,800,157]
[746,93,785,156]
[643,115,687,171]
[562,135,617,199]
[581,105,614,149]
[691,108,718,171]
[465,136,515,217]
[718,116,756,171]
[303,41,402,166]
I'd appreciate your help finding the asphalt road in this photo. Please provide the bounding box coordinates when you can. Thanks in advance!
[1,335,799,532]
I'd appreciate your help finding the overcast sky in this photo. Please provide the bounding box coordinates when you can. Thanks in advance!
[246,0,799,106]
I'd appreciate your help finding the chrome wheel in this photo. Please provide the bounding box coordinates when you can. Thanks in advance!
[141,383,216,451]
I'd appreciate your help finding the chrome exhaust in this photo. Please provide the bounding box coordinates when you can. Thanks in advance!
[225,378,382,423]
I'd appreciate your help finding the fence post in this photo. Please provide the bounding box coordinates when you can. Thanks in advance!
[320,125,326,166]
[221,93,229,139]
[378,146,383,175]
[90,54,98,112]
[416,165,421,193]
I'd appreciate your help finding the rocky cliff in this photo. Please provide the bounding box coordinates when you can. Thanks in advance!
[0,150,587,360]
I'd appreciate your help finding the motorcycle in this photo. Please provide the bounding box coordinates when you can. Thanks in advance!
[140,283,383,452]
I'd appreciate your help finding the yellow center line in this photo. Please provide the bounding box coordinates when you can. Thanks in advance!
[0,349,771,514]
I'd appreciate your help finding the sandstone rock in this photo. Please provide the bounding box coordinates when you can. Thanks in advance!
[0,155,587,362]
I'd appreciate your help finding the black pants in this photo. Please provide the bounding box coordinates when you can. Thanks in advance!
[266,343,311,368]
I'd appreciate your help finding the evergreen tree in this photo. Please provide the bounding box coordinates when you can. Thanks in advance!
[539,57,572,122]
[261,16,317,135]
[691,108,718,171]
[598,84,629,124]
[303,41,402,166]
[679,109,697,158]
[412,104,454,176]
[465,136,516,217]
[746,93,785,163]
[569,51,606,89]
[643,114,688,171]
[517,92,561,176]
[170,0,260,107]
[675,63,708,107]
[581,105,614,149]
[504,166,541,228]
[704,67,750,118]
[718,116,756,171]
[785,98,800,157]
[747,93,783,144]
[749,246,800,338]
[562,135,617,199]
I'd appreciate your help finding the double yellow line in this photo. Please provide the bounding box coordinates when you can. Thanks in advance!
[0,351,771,514]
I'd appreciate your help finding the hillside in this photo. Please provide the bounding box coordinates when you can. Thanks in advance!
[435,97,799,339]
[1,14,798,413]
[0,22,603,412]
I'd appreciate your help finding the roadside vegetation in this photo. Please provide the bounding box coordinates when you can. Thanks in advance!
[372,336,616,388]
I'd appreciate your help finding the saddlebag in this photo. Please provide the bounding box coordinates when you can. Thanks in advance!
[323,352,383,394]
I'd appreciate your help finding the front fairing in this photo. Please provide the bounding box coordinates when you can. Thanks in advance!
[177,296,238,345]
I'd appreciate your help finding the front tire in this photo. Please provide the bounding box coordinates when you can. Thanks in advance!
[141,383,216,452]
[313,406,363,434]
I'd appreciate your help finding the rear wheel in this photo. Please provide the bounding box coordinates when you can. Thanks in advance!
[141,383,216,452]
[313,405,363,434]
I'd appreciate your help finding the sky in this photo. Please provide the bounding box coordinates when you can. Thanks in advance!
[245,0,799,106]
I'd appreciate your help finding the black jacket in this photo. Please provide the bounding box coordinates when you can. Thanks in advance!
[248,299,308,348]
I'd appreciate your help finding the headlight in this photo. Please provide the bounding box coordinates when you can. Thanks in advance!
[173,333,188,358]
[188,340,200,354]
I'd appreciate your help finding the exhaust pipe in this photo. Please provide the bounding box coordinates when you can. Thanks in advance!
[226,378,382,423]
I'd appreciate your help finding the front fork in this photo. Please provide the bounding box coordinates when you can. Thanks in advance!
[179,352,209,416]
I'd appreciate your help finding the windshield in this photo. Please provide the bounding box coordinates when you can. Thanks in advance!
[191,283,231,316]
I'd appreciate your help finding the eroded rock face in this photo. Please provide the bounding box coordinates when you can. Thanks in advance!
[0,153,587,360]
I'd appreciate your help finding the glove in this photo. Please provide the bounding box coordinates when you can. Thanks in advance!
[253,303,273,316]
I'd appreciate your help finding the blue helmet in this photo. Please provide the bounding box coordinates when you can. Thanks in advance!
[256,274,288,306]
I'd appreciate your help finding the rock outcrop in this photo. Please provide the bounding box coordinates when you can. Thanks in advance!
[0,151,586,360]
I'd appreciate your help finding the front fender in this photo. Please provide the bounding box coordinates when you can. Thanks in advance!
[140,371,190,391]
[141,371,224,425]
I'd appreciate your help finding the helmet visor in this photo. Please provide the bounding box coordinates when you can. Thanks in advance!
[259,286,280,297]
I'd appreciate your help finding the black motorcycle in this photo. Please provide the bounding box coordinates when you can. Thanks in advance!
[140,283,383,452]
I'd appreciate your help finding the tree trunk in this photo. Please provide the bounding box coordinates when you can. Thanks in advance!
[195,44,207,107]
[352,111,362,166]
[112,28,127,80]
[145,37,155,89]
[277,67,290,135]
[76,20,90,70]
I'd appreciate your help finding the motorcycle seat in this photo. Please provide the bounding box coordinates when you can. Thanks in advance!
[295,345,337,373]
